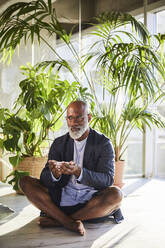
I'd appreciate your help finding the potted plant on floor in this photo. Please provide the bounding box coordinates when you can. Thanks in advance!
[90,78,165,187]
[0,0,94,191]
[0,63,90,191]
[88,12,165,187]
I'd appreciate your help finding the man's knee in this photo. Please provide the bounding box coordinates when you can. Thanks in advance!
[19,175,29,191]
[104,186,123,205]
[19,175,37,192]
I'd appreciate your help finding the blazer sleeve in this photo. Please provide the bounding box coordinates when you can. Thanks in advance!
[79,138,115,189]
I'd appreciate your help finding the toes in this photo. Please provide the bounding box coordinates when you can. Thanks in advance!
[76,220,86,236]
[80,230,86,236]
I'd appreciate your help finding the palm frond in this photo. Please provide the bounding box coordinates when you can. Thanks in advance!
[95,42,165,101]
[0,0,73,62]
[94,11,149,43]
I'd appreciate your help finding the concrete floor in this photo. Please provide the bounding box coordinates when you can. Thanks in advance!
[0,178,165,248]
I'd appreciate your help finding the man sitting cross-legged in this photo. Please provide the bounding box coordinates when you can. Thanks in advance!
[19,100,123,236]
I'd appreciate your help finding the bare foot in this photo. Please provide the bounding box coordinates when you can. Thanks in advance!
[38,217,61,227]
[38,217,86,235]
[65,220,86,236]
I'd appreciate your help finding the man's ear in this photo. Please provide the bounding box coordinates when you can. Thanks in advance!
[88,113,92,123]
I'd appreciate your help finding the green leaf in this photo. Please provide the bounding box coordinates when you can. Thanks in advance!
[9,155,23,168]
[40,104,52,122]
[48,0,52,14]
[3,169,29,191]
[0,138,4,153]
[3,138,17,152]
[50,118,63,132]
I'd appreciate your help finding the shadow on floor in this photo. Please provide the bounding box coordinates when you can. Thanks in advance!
[0,203,14,225]
[0,216,135,248]
[0,192,31,225]
[123,178,150,197]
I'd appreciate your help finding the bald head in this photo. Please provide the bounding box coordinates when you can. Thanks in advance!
[67,100,89,115]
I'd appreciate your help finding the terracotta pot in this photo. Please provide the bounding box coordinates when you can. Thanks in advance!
[18,156,47,178]
[113,160,125,188]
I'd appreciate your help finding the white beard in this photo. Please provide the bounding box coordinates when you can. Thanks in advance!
[68,118,89,140]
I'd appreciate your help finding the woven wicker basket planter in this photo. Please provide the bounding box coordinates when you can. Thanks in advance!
[18,156,47,179]
[16,156,47,194]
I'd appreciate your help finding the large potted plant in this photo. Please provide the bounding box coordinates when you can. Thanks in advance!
[0,0,94,191]
[88,13,165,187]
[90,77,165,187]
[0,63,89,191]
[0,1,165,188]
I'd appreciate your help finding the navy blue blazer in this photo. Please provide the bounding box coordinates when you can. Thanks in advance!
[40,128,115,206]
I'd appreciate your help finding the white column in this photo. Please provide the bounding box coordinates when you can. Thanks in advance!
[143,7,157,177]
[78,0,82,84]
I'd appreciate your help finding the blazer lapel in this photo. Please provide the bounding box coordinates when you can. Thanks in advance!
[83,128,94,169]
[65,135,74,162]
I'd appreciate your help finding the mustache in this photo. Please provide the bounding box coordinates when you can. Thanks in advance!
[70,126,81,128]
[69,125,82,129]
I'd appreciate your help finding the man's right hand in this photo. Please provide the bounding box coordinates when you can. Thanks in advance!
[48,160,63,179]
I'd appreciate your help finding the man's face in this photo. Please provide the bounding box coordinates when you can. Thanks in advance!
[66,103,91,140]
